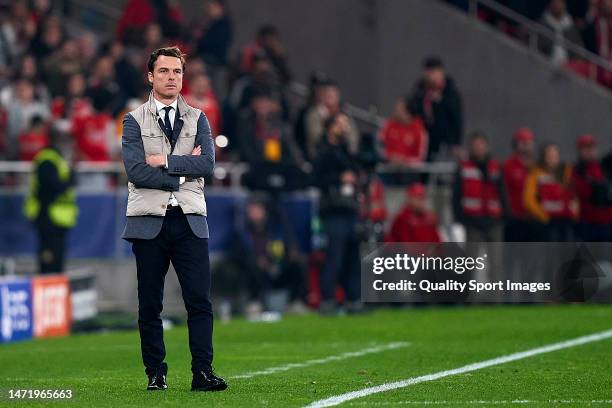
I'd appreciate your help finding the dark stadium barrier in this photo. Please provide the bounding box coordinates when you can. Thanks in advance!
[0,190,314,258]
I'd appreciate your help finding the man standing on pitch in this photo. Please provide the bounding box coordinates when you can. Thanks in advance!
[121,46,227,392]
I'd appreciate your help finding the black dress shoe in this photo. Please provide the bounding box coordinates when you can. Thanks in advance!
[146,365,168,391]
[191,370,228,392]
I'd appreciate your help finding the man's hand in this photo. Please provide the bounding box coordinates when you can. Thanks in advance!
[340,170,357,185]
[146,146,200,167]
[146,154,166,167]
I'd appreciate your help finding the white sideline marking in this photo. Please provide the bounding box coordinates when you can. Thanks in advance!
[347,400,612,406]
[230,342,409,379]
[305,329,612,408]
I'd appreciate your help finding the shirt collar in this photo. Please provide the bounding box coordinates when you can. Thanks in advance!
[153,97,178,113]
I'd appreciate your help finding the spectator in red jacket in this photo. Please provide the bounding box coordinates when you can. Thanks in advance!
[503,127,536,241]
[379,97,428,166]
[18,115,48,161]
[386,183,441,243]
[572,134,612,241]
[51,72,93,121]
[185,73,221,136]
[116,0,184,46]
[453,132,505,242]
[71,96,116,162]
[523,143,578,241]
[361,176,388,227]
[238,25,291,84]
[85,55,120,115]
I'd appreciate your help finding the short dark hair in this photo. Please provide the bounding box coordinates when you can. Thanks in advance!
[401,96,416,115]
[147,46,186,73]
[469,131,489,143]
[249,86,273,101]
[423,56,444,70]
[318,79,339,89]
[257,25,278,39]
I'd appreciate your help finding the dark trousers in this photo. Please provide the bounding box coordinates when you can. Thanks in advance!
[575,222,612,242]
[533,219,573,242]
[320,213,360,302]
[246,259,307,303]
[131,207,213,375]
[36,219,67,275]
[504,218,539,242]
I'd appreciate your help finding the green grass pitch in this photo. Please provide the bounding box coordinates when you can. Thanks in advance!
[1,305,611,407]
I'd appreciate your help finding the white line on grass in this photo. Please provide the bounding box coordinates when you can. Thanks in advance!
[230,342,410,379]
[305,329,612,408]
[346,400,612,405]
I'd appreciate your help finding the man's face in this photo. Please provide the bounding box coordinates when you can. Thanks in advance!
[191,75,210,97]
[470,137,489,159]
[95,56,114,81]
[330,114,349,137]
[578,145,596,161]
[207,0,223,18]
[253,60,273,84]
[549,0,566,17]
[321,86,340,112]
[61,39,78,59]
[393,98,412,123]
[148,55,183,100]
[185,58,205,79]
[516,139,534,155]
[408,195,426,212]
[43,23,61,47]
[247,203,267,225]
[262,33,280,50]
[252,96,278,118]
[424,68,445,89]
[145,24,162,45]
[22,56,36,78]
[544,146,560,168]
[68,73,85,96]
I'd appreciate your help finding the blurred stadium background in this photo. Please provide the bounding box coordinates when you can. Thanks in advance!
[0,0,611,341]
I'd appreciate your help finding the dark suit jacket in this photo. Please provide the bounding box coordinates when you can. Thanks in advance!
[121,107,215,241]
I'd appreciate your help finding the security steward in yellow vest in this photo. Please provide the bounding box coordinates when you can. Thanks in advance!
[23,132,77,274]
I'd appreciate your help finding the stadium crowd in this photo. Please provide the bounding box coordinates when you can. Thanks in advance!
[1,0,611,314]
[446,0,612,88]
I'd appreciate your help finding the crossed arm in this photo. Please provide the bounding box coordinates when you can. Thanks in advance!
[165,113,215,178]
[122,112,215,191]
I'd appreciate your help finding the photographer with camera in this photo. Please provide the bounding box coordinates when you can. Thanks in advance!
[313,113,363,315]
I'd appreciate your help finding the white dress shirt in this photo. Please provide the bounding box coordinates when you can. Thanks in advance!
[153,98,177,128]
[153,97,184,207]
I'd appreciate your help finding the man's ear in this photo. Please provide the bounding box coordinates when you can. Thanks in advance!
[147,71,154,84]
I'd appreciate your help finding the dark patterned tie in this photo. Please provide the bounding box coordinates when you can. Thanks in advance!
[162,106,173,137]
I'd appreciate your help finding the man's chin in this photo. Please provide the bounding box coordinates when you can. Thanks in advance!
[156,88,180,99]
